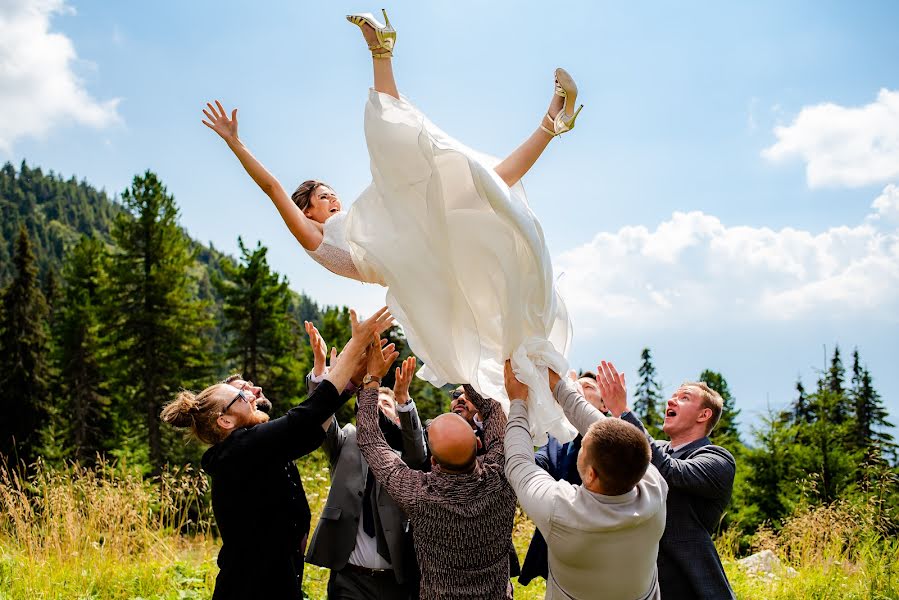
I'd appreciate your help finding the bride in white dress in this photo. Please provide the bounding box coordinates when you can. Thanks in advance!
[202,10,584,444]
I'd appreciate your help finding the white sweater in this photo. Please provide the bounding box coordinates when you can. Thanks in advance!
[504,380,668,600]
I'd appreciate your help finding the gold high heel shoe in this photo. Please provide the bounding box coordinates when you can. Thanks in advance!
[346,9,396,59]
[540,67,584,137]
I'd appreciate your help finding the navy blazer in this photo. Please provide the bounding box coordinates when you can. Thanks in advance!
[622,412,736,600]
[518,434,582,585]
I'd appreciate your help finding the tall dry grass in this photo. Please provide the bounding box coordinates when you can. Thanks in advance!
[0,458,217,599]
[717,475,899,600]
[2,455,897,599]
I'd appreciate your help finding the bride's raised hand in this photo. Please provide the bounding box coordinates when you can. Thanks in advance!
[202,100,238,142]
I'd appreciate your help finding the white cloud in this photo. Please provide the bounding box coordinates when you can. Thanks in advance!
[761,89,899,188]
[871,184,899,223]
[0,0,121,152]
[555,195,899,334]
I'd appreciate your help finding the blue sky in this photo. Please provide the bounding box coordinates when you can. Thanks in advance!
[4,0,898,436]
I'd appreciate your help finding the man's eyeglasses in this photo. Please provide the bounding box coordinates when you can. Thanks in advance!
[222,382,254,415]
[450,389,464,401]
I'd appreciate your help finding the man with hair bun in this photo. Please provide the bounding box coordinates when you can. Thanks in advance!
[597,361,736,600]
[160,307,394,600]
[503,361,667,600]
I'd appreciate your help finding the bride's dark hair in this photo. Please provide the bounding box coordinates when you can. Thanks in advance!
[291,180,331,212]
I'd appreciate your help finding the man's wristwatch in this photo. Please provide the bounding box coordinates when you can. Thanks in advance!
[362,374,382,387]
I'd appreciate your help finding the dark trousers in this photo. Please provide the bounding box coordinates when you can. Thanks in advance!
[213,551,304,599]
[327,568,409,600]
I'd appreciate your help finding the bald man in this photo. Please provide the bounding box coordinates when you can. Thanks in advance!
[357,381,517,600]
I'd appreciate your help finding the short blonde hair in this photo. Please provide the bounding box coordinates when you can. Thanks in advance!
[682,381,724,434]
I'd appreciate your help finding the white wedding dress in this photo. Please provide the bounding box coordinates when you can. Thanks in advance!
[308,89,576,445]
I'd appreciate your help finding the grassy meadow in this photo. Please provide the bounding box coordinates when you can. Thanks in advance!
[1,455,898,600]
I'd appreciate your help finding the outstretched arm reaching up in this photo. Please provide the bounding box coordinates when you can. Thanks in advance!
[202,100,323,251]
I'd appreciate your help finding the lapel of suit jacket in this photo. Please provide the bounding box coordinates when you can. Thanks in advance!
[670,436,711,460]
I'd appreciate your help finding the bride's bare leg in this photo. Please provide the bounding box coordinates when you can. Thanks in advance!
[372,58,399,100]
[494,91,564,188]
[355,21,400,99]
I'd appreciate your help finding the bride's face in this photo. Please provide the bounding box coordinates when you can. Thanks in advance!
[304,185,342,223]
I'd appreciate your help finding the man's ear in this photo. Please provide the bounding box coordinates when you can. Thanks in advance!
[582,465,598,488]
[217,414,237,431]
[697,407,712,426]
[430,456,437,468]
[475,437,483,451]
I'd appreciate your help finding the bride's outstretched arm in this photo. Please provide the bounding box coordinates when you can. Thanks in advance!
[202,100,323,251]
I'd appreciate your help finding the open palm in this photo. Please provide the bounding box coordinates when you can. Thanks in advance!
[202,100,238,141]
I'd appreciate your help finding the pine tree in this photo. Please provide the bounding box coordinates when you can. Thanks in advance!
[825,345,849,424]
[800,384,856,503]
[634,347,664,438]
[216,238,305,414]
[106,172,212,470]
[741,411,798,527]
[54,236,111,462]
[792,378,812,424]
[698,369,741,446]
[42,267,61,322]
[293,293,321,324]
[39,265,64,465]
[849,348,895,462]
[0,225,51,463]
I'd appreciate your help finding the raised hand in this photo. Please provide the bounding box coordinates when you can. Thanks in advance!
[504,360,529,401]
[350,307,394,340]
[304,321,328,377]
[367,334,399,380]
[597,360,627,417]
[393,356,416,405]
[202,100,239,142]
[326,307,391,392]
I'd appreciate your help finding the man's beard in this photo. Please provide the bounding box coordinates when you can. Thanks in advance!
[250,410,270,425]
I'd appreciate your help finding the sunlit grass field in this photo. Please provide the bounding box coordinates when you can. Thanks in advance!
[1,456,897,599]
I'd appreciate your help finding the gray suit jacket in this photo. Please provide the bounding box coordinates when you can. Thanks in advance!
[305,377,426,584]
[622,412,736,600]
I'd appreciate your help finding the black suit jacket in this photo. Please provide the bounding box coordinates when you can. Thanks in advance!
[622,412,736,600]
[202,379,345,600]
